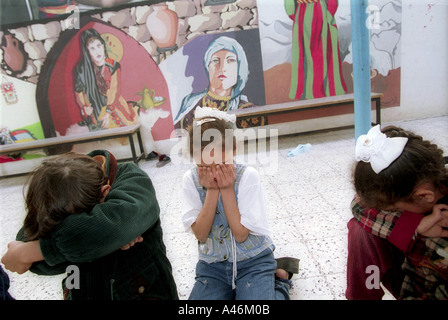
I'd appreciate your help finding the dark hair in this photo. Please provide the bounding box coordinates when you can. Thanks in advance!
[353,126,448,208]
[188,117,236,160]
[81,28,107,58]
[74,28,108,119]
[23,153,107,240]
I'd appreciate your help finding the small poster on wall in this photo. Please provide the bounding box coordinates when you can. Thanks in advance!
[0,75,44,162]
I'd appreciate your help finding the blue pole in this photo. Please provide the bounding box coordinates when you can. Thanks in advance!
[351,0,371,139]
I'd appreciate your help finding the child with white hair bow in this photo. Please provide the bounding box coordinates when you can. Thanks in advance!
[181,107,299,300]
[346,125,448,300]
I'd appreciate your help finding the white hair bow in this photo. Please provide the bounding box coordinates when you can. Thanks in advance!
[194,107,236,126]
[355,125,408,174]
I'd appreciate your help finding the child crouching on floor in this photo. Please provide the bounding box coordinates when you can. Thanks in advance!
[1,150,178,300]
[346,125,448,300]
[181,107,299,300]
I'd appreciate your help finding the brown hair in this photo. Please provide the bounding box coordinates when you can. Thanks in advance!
[353,126,448,208]
[188,117,236,161]
[23,153,107,240]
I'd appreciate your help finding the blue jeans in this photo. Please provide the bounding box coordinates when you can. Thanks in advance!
[189,249,290,300]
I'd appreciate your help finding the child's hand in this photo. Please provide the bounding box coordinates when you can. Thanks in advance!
[198,166,219,190]
[215,164,235,190]
[1,241,33,274]
[417,204,448,238]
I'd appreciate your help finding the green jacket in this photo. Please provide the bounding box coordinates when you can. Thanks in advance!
[17,160,178,300]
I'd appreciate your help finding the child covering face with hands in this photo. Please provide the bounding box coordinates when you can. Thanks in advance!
[346,125,448,300]
[1,150,178,300]
[182,107,298,300]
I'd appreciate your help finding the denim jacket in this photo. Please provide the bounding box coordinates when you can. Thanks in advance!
[191,164,274,264]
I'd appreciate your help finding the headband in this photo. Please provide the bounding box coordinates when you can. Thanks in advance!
[87,149,118,186]
[194,107,236,126]
[355,125,408,174]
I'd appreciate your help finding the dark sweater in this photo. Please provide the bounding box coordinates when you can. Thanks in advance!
[0,265,14,300]
[17,162,178,300]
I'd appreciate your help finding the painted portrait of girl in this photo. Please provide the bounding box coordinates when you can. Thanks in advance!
[74,28,138,131]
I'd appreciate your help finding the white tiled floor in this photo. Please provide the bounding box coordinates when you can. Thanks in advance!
[1,115,447,300]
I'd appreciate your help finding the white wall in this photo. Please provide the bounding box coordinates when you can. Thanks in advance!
[389,0,448,120]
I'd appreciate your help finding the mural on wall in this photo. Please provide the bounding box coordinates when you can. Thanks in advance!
[166,30,266,130]
[259,0,401,109]
[35,0,161,20]
[341,0,402,107]
[284,0,347,101]
[36,18,173,141]
[1,32,28,75]
[74,28,139,131]
[146,3,179,64]
[0,0,402,156]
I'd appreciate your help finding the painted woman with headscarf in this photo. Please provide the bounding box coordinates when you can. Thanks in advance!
[74,28,138,131]
[173,36,265,130]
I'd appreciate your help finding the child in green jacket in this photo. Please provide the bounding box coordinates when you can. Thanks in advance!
[1,150,178,300]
